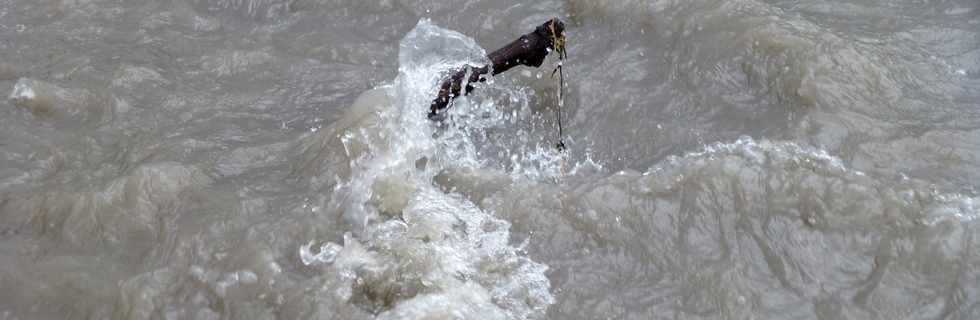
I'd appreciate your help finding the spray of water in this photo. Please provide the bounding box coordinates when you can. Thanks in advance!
[298,20,556,319]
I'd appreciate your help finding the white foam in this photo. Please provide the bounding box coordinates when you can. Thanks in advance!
[649,136,847,175]
[299,241,342,265]
[9,78,35,101]
[300,19,554,318]
[921,192,980,225]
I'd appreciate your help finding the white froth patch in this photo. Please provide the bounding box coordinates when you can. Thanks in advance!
[377,282,507,320]
[922,192,980,225]
[298,19,554,318]
[300,241,342,265]
[303,187,554,318]
[649,136,847,175]
[10,78,36,101]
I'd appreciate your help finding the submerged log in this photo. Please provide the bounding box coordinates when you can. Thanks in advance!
[428,18,565,120]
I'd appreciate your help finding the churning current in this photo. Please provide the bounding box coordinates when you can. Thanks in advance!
[1,0,979,319]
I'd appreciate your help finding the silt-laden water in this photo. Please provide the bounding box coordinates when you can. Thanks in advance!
[1,0,979,319]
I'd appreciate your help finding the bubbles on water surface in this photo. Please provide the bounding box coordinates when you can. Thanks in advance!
[296,19,556,319]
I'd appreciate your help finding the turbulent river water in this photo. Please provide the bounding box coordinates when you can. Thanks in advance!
[1,0,979,319]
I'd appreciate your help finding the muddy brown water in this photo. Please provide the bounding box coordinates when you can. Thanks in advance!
[1,0,979,319]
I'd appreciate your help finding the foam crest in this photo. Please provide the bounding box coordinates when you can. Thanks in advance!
[646,137,979,224]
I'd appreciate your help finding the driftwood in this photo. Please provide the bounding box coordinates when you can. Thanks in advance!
[428,18,565,120]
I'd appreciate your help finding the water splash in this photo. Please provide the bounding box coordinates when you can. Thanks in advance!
[299,20,555,319]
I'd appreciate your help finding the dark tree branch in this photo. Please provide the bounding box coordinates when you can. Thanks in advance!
[428,18,565,120]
